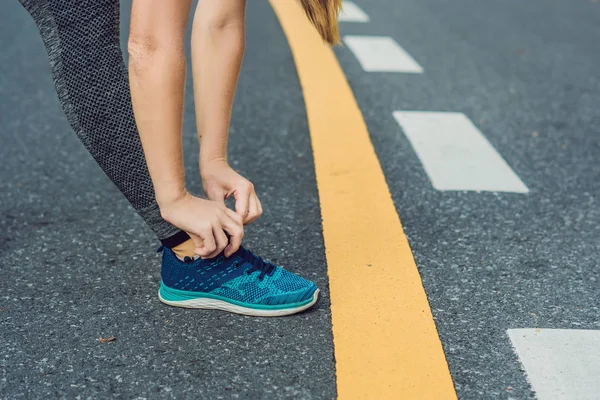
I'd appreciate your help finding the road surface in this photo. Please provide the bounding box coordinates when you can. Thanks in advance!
[1,0,599,398]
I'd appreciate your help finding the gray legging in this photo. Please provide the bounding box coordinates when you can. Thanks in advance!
[18,0,189,248]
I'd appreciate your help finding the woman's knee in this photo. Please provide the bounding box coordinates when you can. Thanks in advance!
[128,1,189,61]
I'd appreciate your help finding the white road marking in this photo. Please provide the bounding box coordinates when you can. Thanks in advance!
[343,36,424,73]
[393,111,529,193]
[339,1,370,22]
[508,329,600,400]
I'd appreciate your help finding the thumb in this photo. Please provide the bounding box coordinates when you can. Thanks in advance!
[234,188,250,220]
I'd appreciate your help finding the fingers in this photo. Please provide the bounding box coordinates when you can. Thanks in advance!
[245,194,262,225]
[224,207,243,226]
[194,225,217,259]
[188,232,205,255]
[257,197,263,217]
[234,182,263,225]
[234,184,250,221]
[204,226,228,259]
[163,192,245,259]
[193,208,243,259]
[220,211,244,257]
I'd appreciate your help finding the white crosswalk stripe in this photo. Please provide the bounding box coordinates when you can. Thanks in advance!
[393,111,529,193]
[343,36,424,73]
[508,329,600,400]
[339,1,370,23]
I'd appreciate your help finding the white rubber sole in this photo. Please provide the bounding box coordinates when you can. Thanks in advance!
[158,289,320,317]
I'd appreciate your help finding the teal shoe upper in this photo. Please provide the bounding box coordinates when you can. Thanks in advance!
[160,246,317,306]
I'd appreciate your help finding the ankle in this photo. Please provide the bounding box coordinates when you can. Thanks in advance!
[171,239,199,261]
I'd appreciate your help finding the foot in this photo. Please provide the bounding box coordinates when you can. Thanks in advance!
[158,246,319,317]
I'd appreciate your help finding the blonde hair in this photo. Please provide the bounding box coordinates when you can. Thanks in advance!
[300,0,342,45]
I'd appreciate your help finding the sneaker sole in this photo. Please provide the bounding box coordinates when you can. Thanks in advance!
[158,286,320,317]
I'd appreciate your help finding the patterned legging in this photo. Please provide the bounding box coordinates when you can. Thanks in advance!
[18,0,189,247]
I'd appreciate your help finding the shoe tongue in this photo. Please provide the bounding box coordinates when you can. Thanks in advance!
[199,247,257,269]
[235,246,253,263]
[234,247,265,270]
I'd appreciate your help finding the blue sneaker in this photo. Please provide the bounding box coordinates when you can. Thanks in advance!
[158,246,320,317]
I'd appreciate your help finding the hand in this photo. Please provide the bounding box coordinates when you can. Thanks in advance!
[159,191,244,259]
[200,160,263,225]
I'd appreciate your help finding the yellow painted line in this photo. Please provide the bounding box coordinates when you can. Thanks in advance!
[269,1,457,399]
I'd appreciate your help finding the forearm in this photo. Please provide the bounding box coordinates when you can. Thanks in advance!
[128,1,192,207]
[129,48,186,205]
[191,1,246,169]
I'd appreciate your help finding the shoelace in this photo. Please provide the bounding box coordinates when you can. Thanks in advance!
[159,244,276,279]
[240,248,276,281]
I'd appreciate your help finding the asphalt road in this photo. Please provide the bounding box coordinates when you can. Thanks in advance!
[1,0,599,399]
[336,0,600,398]
[1,1,335,399]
